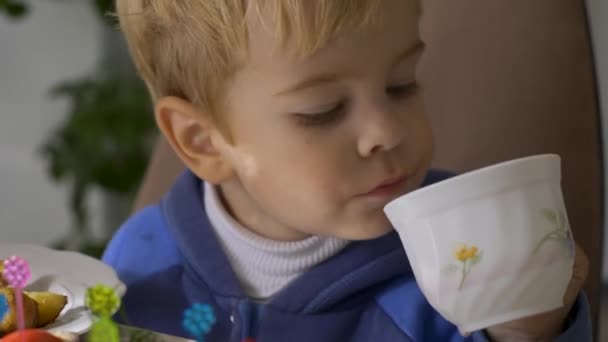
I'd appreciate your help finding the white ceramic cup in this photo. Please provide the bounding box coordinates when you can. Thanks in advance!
[384,154,575,333]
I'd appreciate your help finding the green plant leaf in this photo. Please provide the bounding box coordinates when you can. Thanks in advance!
[41,74,155,245]
[6,3,26,17]
[79,240,110,259]
[0,0,28,19]
[51,238,68,251]
[94,0,115,24]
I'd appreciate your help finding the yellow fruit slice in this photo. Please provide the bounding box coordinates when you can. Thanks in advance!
[24,291,68,327]
[0,287,38,335]
[0,260,6,287]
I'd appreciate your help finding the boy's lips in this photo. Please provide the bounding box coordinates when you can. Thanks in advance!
[359,174,410,198]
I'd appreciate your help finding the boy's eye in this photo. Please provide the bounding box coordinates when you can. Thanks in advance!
[294,102,345,127]
[386,82,418,98]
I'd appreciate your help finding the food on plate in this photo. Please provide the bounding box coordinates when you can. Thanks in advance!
[24,292,68,327]
[1,329,62,342]
[0,287,38,333]
[49,331,78,342]
[0,288,68,336]
[0,261,6,287]
[1,329,78,342]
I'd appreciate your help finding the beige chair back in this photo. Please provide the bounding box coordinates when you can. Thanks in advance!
[419,0,602,332]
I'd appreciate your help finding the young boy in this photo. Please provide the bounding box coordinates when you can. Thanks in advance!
[103,0,591,340]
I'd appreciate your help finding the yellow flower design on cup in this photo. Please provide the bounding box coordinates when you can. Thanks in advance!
[455,245,478,262]
[444,244,483,290]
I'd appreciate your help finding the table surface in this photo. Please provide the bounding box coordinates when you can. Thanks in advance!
[79,325,195,342]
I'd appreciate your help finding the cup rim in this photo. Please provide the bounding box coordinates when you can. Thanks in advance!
[384,154,561,222]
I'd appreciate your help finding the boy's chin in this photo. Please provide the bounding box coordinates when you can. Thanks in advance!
[334,219,394,241]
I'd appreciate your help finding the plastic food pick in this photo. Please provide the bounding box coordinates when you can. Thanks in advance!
[3,256,31,333]
[85,284,120,317]
[183,303,216,342]
[85,285,121,342]
[88,317,119,342]
[0,292,8,321]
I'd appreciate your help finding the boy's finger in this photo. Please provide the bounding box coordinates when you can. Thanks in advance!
[562,243,589,308]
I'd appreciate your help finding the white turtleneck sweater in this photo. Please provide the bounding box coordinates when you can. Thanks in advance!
[203,183,350,301]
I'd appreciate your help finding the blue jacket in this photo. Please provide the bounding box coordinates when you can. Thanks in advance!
[102,170,592,341]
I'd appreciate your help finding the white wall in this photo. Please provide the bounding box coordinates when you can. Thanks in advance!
[586,0,608,282]
[0,1,102,246]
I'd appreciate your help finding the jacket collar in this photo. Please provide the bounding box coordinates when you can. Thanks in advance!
[161,170,423,313]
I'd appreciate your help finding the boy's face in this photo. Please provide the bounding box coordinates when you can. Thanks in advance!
[214,0,432,240]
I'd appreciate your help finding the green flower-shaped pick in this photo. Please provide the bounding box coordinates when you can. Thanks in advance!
[85,284,120,317]
[88,316,120,342]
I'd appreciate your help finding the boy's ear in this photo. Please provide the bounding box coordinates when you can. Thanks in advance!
[155,96,235,184]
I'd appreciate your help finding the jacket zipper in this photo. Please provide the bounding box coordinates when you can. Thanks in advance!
[238,300,259,342]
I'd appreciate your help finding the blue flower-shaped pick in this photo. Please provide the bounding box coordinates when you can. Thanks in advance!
[182,303,216,341]
[0,293,8,321]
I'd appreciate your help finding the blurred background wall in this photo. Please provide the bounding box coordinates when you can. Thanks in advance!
[0,0,153,255]
[0,1,102,245]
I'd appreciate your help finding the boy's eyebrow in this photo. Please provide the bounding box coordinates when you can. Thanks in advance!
[275,41,424,96]
[275,73,344,96]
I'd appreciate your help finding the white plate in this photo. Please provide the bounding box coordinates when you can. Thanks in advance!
[0,243,126,334]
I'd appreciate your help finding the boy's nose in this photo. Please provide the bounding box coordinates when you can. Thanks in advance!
[356,105,406,158]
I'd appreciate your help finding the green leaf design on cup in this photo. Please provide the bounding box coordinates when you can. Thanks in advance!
[533,208,574,257]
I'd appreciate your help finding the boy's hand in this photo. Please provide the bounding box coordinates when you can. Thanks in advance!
[485,243,589,342]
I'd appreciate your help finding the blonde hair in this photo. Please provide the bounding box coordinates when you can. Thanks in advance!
[116,0,380,116]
